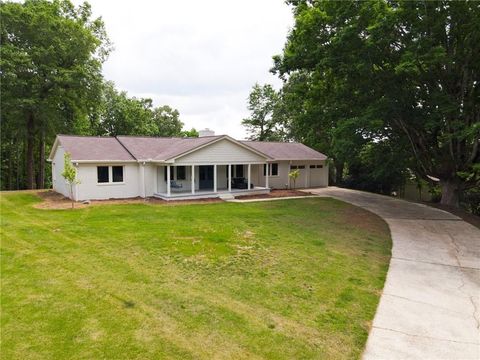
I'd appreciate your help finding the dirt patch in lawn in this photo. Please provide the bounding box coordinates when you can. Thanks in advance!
[337,204,390,238]
[234,189,313,200]
[34,190,223,210]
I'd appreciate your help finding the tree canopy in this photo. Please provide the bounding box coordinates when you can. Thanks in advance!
[271,0,480,206]
[90,81,192,138]
[1,0,196,191]
[1,0,110,189]
[242,83,284,141]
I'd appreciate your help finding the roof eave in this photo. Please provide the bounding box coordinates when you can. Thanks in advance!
[71,160,138,164]
[47,136,61,161]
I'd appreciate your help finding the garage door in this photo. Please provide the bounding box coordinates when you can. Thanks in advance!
[309,164,325,187]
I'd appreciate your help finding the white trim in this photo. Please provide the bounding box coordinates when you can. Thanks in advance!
[265,163,269,188]
[167,135,272,162]
[72,160,137,163]
[213,165,217,193]
[247,164,251,190]
[228,164,232,192]
[191,165,195,194]
[47,137,61,161]
[140,163,146,198]
[268,158,327,161]
[96,165,125,185]
[96,182,126,186]
[167,165,171,196]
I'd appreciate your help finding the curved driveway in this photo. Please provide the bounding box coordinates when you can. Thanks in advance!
[306,187,480,359]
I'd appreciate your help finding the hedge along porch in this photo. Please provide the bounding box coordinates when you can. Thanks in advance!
[48,134,328,201]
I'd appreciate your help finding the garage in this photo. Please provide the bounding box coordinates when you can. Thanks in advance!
[308,164,326,187]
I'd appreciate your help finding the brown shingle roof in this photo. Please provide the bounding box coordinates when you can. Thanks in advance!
[52,135,327,162]
[57,135,135,161]
[116,135,222,161]
[241,141,327,161]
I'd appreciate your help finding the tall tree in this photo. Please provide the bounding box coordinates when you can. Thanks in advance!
[242,83,284,141]
[93,81,155,136]
[1,0,110,189]
[273,0,480,206]
[151,105,183,137]
[92,82,190,137]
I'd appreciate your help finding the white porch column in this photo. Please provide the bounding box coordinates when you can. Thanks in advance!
[265,163,269,188]
[166,165,171,196]
[247,164,251,190]
[213,164,217,192]
[140,162,146,198]
[191,165,195,194]
[228,164,232,192]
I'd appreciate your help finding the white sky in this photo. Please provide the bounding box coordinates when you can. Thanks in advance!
[80,0,293,139]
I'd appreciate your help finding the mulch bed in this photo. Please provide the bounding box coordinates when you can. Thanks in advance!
[234,189,313,200]
[33,189,314,209]
[34,190,223,209]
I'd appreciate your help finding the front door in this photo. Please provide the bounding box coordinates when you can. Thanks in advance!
[199,165,214,190]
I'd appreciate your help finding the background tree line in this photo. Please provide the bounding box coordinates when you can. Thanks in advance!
[243,0,479,212]
[0,0,197,191]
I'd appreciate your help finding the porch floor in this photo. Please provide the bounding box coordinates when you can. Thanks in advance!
[153,187,270,201]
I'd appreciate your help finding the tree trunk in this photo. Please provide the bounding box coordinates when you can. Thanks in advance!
[440,178,461,207]
[26,112,35,189]
[335,161,344,185]
[37,128,46,189]
[8,139,14,190]
[70,184,75,209]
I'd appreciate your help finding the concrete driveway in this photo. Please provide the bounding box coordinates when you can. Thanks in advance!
[306,187,480,359]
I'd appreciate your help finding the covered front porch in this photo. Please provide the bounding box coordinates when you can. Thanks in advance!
[153,163,271,200]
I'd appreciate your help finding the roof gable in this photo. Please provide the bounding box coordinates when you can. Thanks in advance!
[174,137,270,164]
[168,135,270,162]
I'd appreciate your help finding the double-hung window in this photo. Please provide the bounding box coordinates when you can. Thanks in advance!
[97,166,124,183]
[97,166,109,183]
[112,166,124,182]
[263,163,279,176]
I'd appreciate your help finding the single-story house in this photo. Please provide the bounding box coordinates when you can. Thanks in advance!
[48,132,328,201]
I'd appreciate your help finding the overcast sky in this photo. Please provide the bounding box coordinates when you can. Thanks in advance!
[80,0,293,139]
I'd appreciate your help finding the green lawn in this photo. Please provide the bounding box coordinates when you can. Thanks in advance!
[1,193,391,359]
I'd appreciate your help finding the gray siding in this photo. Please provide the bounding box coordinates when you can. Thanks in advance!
[175,139,267,164]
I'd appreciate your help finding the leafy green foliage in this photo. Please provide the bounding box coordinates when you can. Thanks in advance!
[272,0,480,206]
[1,0,109,190]
[61,152,80,208]
[344,141,409,195]
[91,82,192,138]
[0,1,195,191]
[288,169,300,189]
[242,83,284,141]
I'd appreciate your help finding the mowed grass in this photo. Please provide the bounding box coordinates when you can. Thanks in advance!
[0,193,391,359]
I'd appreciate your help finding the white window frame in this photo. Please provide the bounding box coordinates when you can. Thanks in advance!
[97,165,125,185]
[264,163,279,177]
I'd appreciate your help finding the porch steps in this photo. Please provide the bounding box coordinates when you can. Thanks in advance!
[218,193,235,200]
